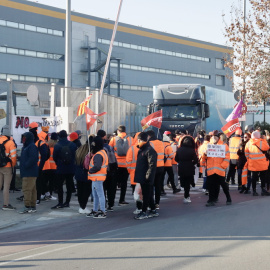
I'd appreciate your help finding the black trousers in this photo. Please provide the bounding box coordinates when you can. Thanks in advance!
[251,170,267,191]
[179,175,193,198]
[207,173,231,202]
[42,170,56,195]
[77,181,92,209]
[141,183,155,212]
[163,166,177,190]
[56,173,74,204]
[103,170,117,207]
[154,167,164,205]
[117,167,129,202]
[226,161,237,183]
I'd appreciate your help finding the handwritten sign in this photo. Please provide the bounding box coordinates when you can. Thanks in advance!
[207,144,226,158]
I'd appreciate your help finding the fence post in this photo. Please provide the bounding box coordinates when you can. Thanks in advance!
[50,83,56,117]
[6,78,13,127]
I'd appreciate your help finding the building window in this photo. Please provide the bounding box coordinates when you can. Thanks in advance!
[216,58,225,69]
[216,75,225,86]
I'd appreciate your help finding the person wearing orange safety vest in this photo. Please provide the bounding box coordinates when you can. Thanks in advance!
[109,125,133,205]
[0,125,17,210]
[162,132,181,195]
[38,126,49,142]
[198,134,211,195]
[41,132,58,201]
[29,122,49,204]
[226,128,242,188]
[169,133,179,189]
[146,130,164,209]
[87,136,108,218]
[245,130,270,196]
[202,130,232,207]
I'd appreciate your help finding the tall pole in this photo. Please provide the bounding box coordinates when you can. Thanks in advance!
[99,0,124,103]
[65,0,72,104]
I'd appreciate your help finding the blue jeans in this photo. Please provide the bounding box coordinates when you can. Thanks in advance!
[92,181,106,212]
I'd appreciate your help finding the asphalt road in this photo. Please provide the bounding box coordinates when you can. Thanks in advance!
[0,185,270,269]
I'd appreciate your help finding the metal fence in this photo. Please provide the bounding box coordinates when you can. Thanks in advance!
[0,80,147,136]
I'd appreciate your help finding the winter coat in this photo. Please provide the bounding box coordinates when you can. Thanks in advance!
[134,142,157,185]
[53,137,77,174]
[175,146,198,176]
[20,132,39,178]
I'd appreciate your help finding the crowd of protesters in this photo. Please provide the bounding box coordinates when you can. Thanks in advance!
[0,122,269,220]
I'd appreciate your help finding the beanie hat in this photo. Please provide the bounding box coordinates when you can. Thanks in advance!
[137,132,148,142]
[251,131,261,139]
[69,132,79,141]
[41,126,49,132]
[50,132,58,141]
[97,129,106,138]
[29,122,38,129]
[163,134,170,142]
[59,130,68,138]
[164,131,171,135]
[212,130,219,136]
[1,125,11,137]
[235,128,242,135]
[91,136,104,154]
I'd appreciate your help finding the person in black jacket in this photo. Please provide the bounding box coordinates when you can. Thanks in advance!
[51,130,77,209]
[175,136,198,204]
[19,132,39,213]
[134,132,158,220]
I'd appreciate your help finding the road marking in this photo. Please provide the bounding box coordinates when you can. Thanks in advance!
[36,217,55,221]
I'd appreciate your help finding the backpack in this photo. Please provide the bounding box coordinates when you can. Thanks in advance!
[115,136,130,156]
[60,143,73,165]
[0,139,10,167]
[38,140,50,161]
[83,152,91,170]
[104,146,118,171]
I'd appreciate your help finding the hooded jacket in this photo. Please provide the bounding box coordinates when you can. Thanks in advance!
[20,132,39,178]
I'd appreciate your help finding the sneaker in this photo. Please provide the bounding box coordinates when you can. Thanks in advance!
[2,204,16,210]
[79,207,85,214]
[44,196,51,201]
[148,210,159,218]
[46,195,57,201]
[40,195,46,201]
[155,204,160,210]
[133,208,142,214]
[205,201,215,207]
[167,183,172,189]
[226,200,232,205]
[239,186,246,193]
[63,202,70,208]
[19,207,32,214]
[31,207,37,213]
[205,191,209,195]
[36,200,40,205]
[107,206,114,212]
[118,201,129,206]
[173,188,181,194]
[51,203,64,209]
[16,195,24,201]
[134,211,148,220]
[84,207,91,214]
[86,210,97,217]
[244,189,251,194]
[93,211,107,218]
[183,197,191,203]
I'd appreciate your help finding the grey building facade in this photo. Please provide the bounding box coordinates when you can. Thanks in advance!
[0,0,232,106]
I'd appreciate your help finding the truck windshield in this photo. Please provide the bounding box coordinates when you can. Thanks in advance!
[157,105,201,120]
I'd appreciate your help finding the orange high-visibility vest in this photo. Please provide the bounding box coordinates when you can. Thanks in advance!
[229,136,241,160]
[149,140,164,167]
[202,140,230,177]
[170,140,177,165]
[38,131,48,142]
[109,132,133,168]
[164,141,174,167]
[198,141,209,173]
[126,145,139,185]
[241,162,248,185]
[245,139,269,171]
[0,136,16,168]
[88,149,108,181]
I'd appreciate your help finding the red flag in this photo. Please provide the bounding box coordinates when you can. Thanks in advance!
[221,118,241,137]
[141,110,162,130]
[84,106,106,131]
[77,94,93,117]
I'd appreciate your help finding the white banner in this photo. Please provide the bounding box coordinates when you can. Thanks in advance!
[207,144,226,158]
[12,115,63,146]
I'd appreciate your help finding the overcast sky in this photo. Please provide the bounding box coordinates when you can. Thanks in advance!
[33,0,248,46]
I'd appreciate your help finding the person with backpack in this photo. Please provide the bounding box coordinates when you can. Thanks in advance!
[109,125,133,205]
[0,125,17,210]
[97,129,118,212]
[19,132,39,213]
[51,130,77,209]
[29,122,50,204]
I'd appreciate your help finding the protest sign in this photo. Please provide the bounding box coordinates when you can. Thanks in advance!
[207,144,226,158]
